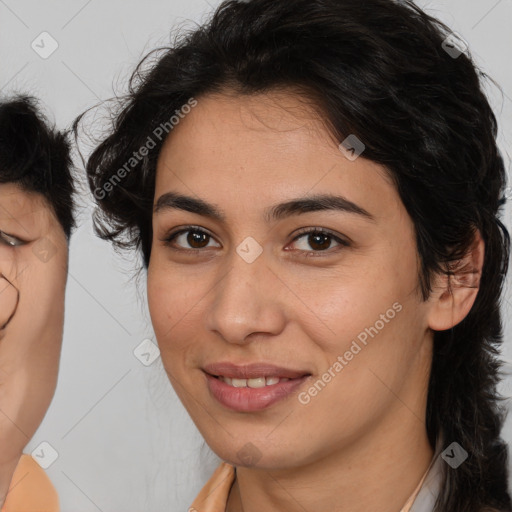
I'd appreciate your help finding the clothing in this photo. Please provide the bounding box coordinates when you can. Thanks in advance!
[189,441,445,512]
[1,454,59,512]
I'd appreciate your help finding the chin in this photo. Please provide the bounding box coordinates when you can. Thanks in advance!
[205,435,301,470]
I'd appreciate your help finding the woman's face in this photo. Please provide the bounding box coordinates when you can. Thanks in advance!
[147,90,438,469]
[0,183,68,465]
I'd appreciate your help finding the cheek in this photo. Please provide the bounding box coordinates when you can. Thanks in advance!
[292,266,403,357]
[296,262,422,401]
[147,262,174,338]
[0,275,18,330]
[24,255,67,324]
[301,297,424,421]
[147,266,192,354]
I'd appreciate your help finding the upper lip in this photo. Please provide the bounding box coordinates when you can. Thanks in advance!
[203,362,311,380]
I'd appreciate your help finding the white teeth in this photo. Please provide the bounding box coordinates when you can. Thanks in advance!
[231,378,247,388]
[247,377,266,388]
[218,376,292,387]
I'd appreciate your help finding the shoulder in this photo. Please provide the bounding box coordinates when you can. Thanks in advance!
[1,454,59,512]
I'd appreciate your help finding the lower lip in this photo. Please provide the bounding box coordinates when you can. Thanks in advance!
[204,372,310,412]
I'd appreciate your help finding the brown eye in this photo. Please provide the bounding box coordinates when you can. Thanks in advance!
[161,227,220,251]
[303,232,331,251]
[185,230,210,249]
[289,228,350,256]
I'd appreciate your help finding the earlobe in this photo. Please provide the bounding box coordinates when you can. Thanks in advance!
[427,229,485,332]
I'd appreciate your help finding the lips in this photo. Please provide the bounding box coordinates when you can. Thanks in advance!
[202,362,313,411]
[204,372,311,412]
[202,362,311,380]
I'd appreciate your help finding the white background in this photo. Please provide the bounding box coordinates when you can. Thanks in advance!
[1,1,511,510]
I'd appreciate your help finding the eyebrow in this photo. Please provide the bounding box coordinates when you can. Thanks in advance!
[154,191,376,223]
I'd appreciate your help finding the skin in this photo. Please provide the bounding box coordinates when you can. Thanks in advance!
[0,183,68,506]
[147,90,484,512]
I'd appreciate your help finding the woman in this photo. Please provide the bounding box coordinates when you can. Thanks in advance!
[79,0,512,510]
[0,96,75,511]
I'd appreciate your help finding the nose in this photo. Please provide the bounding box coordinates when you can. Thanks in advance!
[0,274,19,331]
[204,247,286,346]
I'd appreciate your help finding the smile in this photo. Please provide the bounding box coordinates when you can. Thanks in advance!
[216,376,289,388]
[204,372,311,412]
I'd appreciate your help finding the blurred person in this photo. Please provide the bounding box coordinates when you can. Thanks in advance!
[0,96,75,511]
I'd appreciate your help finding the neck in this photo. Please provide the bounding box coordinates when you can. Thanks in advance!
[226,409,434,512]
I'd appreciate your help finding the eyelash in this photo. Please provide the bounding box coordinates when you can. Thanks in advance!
[0,230,25,247]
[160,225,349,258]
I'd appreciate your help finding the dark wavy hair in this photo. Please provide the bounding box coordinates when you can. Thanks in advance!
[0,95,76,239]
[76,0,512,510]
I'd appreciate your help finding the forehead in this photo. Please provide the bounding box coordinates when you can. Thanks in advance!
[155,90,400,223]
[0,182,53,230]
[158,90,332,161]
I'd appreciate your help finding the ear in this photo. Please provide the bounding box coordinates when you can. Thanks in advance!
[427,228,485,332]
